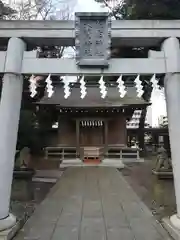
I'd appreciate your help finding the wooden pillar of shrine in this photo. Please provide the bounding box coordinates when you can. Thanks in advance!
[104,120,108,153]
[76,120,80,156]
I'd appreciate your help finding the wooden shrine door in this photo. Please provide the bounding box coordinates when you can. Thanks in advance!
[79,120,104,146]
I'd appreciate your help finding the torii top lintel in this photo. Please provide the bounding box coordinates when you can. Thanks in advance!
[0,14,180,75]
[1,18,180,48]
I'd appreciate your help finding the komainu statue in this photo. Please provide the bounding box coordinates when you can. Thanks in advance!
[153,145,173,178]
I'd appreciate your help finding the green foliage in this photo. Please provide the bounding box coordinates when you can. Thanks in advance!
[17,109,44,154]
[17,110,36,150]
[97,0,180,20]
[126,0,180,20]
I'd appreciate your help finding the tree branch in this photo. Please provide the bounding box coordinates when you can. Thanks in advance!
[100,0,126,20]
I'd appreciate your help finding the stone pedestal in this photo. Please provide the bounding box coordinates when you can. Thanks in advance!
[0,218,20,240]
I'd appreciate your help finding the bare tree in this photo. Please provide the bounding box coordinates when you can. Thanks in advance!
[7,0,75,20]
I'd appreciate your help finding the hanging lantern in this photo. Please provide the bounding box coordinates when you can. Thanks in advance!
[45,74,54,98]
[117,75,127,98]
[29,75,37,98]
[80,75,87,99]
[99,76,107,99]
[134,75,144,98]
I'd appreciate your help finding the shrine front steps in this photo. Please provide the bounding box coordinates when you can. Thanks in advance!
[59,158,125,168]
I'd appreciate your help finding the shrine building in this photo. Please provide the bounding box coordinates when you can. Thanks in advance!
[39,79,149,163]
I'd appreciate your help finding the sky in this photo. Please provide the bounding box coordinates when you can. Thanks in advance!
[150,89,167,126]
[75,0,102,11]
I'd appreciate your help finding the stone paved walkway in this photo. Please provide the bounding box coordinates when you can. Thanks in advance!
[15,167,171,240]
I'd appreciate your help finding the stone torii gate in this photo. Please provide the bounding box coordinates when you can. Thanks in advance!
[0,14,180,235]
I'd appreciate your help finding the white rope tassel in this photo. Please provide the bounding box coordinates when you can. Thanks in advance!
[117,75,127,98]
[62,76,71,99]
[134,75,144,98]
[29,75,37,98]
[150,74,159,90]
[80,76,87,99]
[99,76,107,99]
[45,74,54,98]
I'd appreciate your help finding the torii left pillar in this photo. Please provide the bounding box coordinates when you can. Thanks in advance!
[0,38,26,232]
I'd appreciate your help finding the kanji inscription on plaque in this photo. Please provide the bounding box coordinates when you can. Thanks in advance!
[75,12,111,67]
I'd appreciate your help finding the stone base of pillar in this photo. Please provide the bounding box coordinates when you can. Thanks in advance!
[0,214,16,232]
[163,215,180,240]
[170,214,180,229]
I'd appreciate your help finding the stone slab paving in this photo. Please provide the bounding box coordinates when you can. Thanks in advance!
[14,167,172,240]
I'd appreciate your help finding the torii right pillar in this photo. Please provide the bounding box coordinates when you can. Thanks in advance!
[162,37,180,229]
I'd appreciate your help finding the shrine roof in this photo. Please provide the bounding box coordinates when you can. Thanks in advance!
[39,86,149,108]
